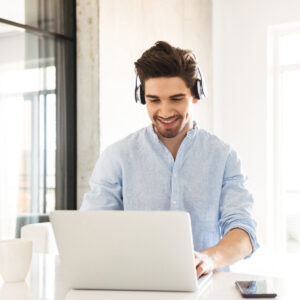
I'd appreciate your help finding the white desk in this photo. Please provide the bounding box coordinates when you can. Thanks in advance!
[0,254,296,299]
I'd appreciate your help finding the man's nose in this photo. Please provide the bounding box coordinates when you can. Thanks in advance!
[158,102,172,118]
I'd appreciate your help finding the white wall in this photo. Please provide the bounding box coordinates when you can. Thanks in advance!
[212,0,300,249]
[99,0,212,151]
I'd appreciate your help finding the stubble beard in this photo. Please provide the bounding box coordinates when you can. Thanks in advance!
[153,115,185,138]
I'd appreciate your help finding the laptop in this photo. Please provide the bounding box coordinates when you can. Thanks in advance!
[50,210,212,292]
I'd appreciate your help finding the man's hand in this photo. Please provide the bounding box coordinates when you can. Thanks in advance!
[194,251,214,278]
[194,229,253,277]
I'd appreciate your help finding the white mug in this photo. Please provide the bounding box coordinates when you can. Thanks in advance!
[0,239,32,282]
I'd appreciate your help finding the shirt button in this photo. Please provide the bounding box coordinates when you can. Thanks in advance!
[172,201,176,205]
[173,173,176,178]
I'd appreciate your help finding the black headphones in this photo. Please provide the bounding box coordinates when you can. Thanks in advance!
[134,67,207,105]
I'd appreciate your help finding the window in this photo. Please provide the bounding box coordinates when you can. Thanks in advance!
[0,1,76,239]
[268,23,300,253]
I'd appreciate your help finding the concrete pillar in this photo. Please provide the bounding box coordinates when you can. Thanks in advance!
[76,0,100,208]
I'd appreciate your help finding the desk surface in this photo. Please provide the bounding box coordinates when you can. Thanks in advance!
[0,254,296,300]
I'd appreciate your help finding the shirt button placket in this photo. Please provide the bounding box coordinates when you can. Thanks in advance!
[171,171,178,209]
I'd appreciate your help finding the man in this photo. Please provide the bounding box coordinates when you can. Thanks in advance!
[80,41,259,277]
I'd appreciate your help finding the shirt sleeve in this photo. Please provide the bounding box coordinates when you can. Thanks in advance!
[219,148,259,258]
[80,146,123,210]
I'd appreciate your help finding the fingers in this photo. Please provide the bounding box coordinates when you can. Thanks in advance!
[196,260,208,278]
[194,252,214,277]
[194,253,208,267]
[196,263,205,278]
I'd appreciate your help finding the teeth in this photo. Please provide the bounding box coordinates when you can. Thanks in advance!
[160,119,176,124]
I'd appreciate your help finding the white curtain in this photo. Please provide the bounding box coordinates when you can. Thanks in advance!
[0,96,24,239]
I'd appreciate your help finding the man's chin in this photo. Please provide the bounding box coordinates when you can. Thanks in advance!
[158,130,178,138]
[154,124,181,139]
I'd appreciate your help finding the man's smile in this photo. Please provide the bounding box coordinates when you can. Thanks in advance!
[156,117,179,128]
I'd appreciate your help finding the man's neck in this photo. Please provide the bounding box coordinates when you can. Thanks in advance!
[156,120,194,160]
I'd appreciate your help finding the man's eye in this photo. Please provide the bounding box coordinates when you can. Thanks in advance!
[171,98,183,102]
[150,99,159,103]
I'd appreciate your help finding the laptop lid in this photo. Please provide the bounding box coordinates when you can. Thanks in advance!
[50,210,202,292]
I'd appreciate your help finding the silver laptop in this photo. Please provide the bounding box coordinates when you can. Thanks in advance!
[50,210,212,292]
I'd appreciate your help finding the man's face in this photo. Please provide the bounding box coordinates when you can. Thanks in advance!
[145,76,195,139]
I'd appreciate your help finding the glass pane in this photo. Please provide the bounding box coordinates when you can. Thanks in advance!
[279,33,300,65]
[282,70,300,252]
[18,99,32,214]
[46,94,56,213]
[38,93,56,214]
[0,1,25,24]
[0,22,56,239]
[282,70,300,191]
[0,0,75,37]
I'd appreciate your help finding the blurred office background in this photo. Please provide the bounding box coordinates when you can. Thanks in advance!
[0,0,300,274]
[0,0,76,239]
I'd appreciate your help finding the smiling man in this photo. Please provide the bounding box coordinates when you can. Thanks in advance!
[80,41,259,276]
[145,76,196,159]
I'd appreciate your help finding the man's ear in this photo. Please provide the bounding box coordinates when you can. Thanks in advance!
[192,98,198,104]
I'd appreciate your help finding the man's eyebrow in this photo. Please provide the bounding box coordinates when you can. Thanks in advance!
[169,93,186,98]
[145,93,187,98]
[145,94,159,98]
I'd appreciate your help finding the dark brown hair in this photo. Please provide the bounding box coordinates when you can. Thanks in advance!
[134,41,198,93]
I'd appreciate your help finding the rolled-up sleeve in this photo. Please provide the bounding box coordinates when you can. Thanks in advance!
[219,148,259,257]
[80,146,123,211]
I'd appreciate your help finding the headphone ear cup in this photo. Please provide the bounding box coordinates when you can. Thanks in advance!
[193,79,201,100]
[193,77,206,100]
[140,85,145,105]
[135,86,139,103]
[134,75,146,105]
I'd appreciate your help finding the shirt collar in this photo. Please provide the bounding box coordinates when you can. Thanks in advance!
[186,120,198,139]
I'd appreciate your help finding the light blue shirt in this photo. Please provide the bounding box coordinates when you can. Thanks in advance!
[81,122,259,268]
